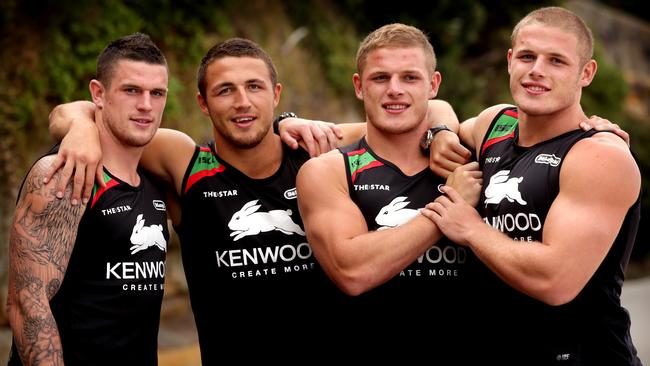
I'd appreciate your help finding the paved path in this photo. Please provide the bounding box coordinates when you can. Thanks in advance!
[622,276,650,364]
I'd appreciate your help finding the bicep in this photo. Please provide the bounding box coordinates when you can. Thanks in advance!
[9,159,85,302]
[297,156,368,263]
[543,142,640,283]
[141,128,195,193]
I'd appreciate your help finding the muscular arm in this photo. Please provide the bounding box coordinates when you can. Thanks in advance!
[296,153,444,296]
[7,156,85,365]
[424,134,640,305]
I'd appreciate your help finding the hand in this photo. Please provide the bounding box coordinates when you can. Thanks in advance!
[279,117,343,157]
[445,162,482,207]
[428,130,472,179]
[421,185,483,246]
[579,115,629,147]
[43,121,103,205]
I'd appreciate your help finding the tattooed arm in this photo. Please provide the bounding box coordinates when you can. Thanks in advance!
[7,155,85,365]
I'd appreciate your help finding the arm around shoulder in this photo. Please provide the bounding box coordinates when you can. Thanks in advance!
[141,128,197,195]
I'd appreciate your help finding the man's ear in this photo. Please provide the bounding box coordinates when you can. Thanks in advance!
[507,49,513,76]
[89,79,105,108]
[196,92,209,117]
[353,73,363,100]
[579,59,597,88]
[273,83,283,108]
[429,71,442,99]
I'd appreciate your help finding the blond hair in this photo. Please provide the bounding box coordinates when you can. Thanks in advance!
[511,7,594,66]
[356,23,436,75]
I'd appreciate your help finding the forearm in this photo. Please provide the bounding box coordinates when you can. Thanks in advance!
[465,224,566,305]
[317,215,443,296]
[8,293,64,365]
[336,122,366,147]
[49,100,96,141]
[428,99,459,133]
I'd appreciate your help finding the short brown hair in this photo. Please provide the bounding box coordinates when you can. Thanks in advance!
[197,38,278,99]
[356,23,436,76]
[511,7,594,66]
[96,33,167,87]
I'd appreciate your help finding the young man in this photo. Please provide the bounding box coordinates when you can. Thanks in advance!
[7,33,169,366]
[421,7,642,364]
[296,23,483,357]
[49,37,461,361]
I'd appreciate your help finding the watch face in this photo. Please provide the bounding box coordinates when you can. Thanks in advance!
[420,129,433,150]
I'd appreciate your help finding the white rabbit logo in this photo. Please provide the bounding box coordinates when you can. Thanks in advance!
[375,196,420,230]
[130,214,167,254]
[228,199,306,241]
[484,170,527,207]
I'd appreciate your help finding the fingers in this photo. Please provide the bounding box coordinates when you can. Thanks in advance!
[329,123,343,139]
[451,142,472,160]
[299,128,318,157]
[439,185,462,202]
[95,162,105,188]
[320,123,339,152]
[81,162,96,205]
[70,162,87,205]
[43,154,65,185]
[613,129,631,147]
[309,124,330,156]
[279,129,300,150]
[56,158,75,199]
[429,160,461,179]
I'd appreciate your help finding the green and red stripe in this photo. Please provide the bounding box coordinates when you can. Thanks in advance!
[481,109,518,156]
[347,148,383,183]
[185,147,225,193]
[91,171,119,208]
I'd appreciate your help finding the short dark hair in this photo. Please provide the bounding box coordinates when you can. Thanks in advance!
[197,38,278,99]
[96,33,167,87]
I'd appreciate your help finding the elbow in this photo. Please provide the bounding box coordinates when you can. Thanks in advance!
[529,279,581,306]
[329,270,374,297]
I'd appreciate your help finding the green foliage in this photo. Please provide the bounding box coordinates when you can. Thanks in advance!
[581,43,628,123]
[0,0,649,267]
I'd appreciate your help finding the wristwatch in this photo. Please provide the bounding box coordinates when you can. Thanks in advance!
[420,124,453,152]
[273,112,298,134]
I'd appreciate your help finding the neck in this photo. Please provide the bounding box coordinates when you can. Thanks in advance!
[365,123,428,175]
[213,129,283,179]
[517,103,588,147]
[96,115,143,186]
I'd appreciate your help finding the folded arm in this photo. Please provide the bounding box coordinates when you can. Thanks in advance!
[296,153,444,296]
[423,133,640,305]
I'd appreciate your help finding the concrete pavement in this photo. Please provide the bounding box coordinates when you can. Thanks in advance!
[622,276,650,364]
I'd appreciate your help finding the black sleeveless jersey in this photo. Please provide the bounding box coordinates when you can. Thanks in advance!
[175,142,341,362]
[9,148,168,366]
[475,107,641,365]
[337,138,478,357]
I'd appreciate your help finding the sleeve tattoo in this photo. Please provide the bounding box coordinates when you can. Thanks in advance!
[8,158,85,365]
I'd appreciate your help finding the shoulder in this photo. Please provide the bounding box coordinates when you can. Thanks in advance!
[476,104,516,128]
[563,134,640,202]
[297,151,345,183]
[151,128,197,154]
[463,104,514,153]
[17,155,85,217]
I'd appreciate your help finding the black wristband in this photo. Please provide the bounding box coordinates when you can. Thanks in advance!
[420,124,453,152]
[273,112,298,135]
